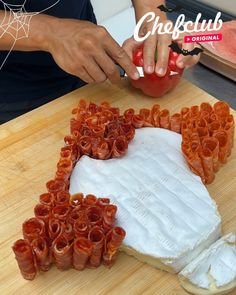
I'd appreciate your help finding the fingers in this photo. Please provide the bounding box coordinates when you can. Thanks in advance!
[155,31,172,76]
[104,34,140,80]
[184,54,201,69]
[95,50,121,84]
[122,36,142,60]
[55,57,95,84]
[141,20,173,76]
[84,58,107,83]
[176,42,194,69]
[143,33,157,74]
[185,44,202,68]
[176,42,201,69]
[78,67,94,83]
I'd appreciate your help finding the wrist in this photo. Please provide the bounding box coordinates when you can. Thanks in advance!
[29,14,60,52]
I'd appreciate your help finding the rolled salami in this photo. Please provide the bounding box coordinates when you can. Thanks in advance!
[70,193,84,208]
[103,205,117,233]
[62,222,75,243]
[209,121,221,136]
[214,101,230,118]
[12,239,37,280]
[139,108,152,126]
[202,138,220,172]
[46,179,66,196]
[214,131,228,164]
[39,193,54,207]
[190,105,200,118]
[73,238,93,270]
[97,198,110,208]
[150,104,160,127]
[74,219,90,238]
[92,139,111,160]
[57,159,73,175]
[132,114,145,129]
[91,125,105,138]
[34,204,51,226]
[124,108,135,123]
[83,194,97,207]
[31,237,52,272]
[68,208,83,225]
[112,136,128,158]
[52,205,70,222]
[200,147,215,184]
[48,218,62,240]
[22,218,45,243]
[103,227,126,268]
[52,234,73,270]
[170,113,182,133]
[54,191,70,207]
[119,123,135,142]
[159,109,170,129]
[86,206,102,226]
[78,136,92,156]
[88,226,105,268]
[200,102,213,114]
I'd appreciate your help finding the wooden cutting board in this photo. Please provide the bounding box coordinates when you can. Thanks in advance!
[0,78,235,295]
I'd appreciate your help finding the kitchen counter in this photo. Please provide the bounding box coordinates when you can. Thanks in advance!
[184,64,236,109]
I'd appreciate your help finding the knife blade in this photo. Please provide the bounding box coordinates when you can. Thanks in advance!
[116,65,179,78]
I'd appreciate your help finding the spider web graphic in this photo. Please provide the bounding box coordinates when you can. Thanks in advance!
[0,0,60,69]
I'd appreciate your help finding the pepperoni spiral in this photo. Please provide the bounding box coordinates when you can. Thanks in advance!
[73,238,93,270]
[12,239,37,280]
[48,218,62,240]
[88,226,105,268]
[39,193,54,207]
[14,186,125,279]
[22,218,45,243]
[52,234,73,271]
[170,113,182,133]
[31,237,52,272]
[103,227,126,268]
[181,101,234,184]
[34,204,51,226]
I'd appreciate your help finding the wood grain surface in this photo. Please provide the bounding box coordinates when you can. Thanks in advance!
[0,78,235,295]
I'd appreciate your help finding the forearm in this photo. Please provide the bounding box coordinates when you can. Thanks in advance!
[0,10,56,51]
[132,0,167,22]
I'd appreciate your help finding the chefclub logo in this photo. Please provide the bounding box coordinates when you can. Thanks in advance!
[134,4,223,51]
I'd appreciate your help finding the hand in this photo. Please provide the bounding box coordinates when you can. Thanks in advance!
[175,39,202,70]
[123,21,201,76]
[44,19,140,83]
[123,20,173,77]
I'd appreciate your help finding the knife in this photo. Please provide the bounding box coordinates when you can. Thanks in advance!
[117,65,179,78]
